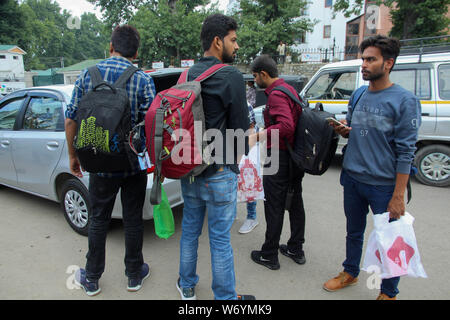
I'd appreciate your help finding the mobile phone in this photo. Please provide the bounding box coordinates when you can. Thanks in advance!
[325,117,347,127]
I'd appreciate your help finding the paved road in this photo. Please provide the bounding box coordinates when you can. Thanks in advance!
[1,157,449,300]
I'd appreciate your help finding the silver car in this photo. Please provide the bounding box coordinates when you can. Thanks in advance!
[0,69,185,236]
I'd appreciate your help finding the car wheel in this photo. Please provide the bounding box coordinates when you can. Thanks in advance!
[414,145,450,187]
[60,179,91,236]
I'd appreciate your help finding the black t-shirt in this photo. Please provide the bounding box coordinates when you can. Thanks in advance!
[187,56,249,177]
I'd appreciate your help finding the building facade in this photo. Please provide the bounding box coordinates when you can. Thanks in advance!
[0,45,27,96]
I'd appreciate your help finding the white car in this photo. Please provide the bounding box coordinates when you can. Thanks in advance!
[0,68,185,236]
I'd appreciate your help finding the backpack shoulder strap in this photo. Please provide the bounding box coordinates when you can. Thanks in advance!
[177,69,189,84]
[271,86,304,107]
[87,66,104,87]
[114,65,139,89]
[350,85,368,109]
[194,64,229,82]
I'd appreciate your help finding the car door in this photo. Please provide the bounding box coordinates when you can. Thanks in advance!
[10,92,66,196]
[0,97,26,186]
[301,68,359,121]
[390,64,435,136]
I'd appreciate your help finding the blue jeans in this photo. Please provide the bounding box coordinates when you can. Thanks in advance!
[341,170,400,298]
[246,201,257,220]
[179,166,238,300]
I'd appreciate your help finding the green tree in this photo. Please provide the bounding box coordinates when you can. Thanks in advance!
[333,0,450,39]
[0,0,110,70]
[130,0,215,68]
[88,0,210,26]
[232,0,314,63]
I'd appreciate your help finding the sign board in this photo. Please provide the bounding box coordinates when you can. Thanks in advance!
[0,82,26,96]
[181,59,195,68]
[152,61,164,69]
[301,53,321,62]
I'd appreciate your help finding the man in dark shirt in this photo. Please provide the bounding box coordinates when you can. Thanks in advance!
[176,14,254,301]
[249,55,306,270]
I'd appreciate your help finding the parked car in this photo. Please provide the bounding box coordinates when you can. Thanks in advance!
[0,68,185,236]
[300,51,450,187]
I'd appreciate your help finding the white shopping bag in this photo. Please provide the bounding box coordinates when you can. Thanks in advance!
[237,142,264,203]
[362,212,427,279]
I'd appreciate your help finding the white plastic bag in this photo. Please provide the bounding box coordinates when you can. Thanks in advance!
[237,142,264,203]
[362,212,427,279]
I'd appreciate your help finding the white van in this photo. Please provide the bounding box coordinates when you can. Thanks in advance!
[300,51,450,187]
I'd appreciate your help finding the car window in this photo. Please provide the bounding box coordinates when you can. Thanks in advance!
[0,98,25,130]
[438,64,450,99]
[304,71,357,100]
[390,68,431,100]
[23,97,64,131]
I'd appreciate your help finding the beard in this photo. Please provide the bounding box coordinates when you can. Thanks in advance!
[222,49,236,64]
[362,62,386,81]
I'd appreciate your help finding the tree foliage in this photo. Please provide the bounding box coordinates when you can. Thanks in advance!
[333,0,450,39]
[0,0,110,71]
[88,0,210,26]
[232,0,314,63]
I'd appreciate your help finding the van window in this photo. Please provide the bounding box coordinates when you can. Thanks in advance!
[390,68,431,100]
[304,70,357,100]
[438,64,450,99]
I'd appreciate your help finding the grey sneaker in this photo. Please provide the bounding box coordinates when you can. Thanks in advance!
[176,278,196,300]
[239,219,259,234]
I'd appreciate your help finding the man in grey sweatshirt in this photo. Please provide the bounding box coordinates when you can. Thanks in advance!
[323,35,421,300]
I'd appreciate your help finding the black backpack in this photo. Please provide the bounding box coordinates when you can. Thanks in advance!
[74,65,139,173]
[271,86,339,175]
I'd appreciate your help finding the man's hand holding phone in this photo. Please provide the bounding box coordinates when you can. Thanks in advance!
[326,117,351,138]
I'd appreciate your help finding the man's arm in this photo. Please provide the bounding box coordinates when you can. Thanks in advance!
[387,173,409,220]
[388,97,421,220]
[65,118,83,178]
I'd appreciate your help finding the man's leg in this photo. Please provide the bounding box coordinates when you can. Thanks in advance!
[341,170,370,278]
[205,167,238,300]
[260,150,290,261]
[286,170,306,254]
[85,174,120,280]
[120,171,147,279]
[179,177,206,290]
[365,183,400,298]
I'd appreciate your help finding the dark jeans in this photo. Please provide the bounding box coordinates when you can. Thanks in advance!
[341,169,400,298]
[261,149,306,261]
[86,171,147,281]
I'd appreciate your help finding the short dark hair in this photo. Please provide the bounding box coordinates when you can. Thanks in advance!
[250,54,278,78]
[111,25,140,58]
[200,14,238,52]
[360,35,400,71]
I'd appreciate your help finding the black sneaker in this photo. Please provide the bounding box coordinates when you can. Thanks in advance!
[74,268,101,297]
[176,278,197,300]
[251,250,280,270]
[127,263,150,292]
[238,294,256,300]
[279,244,306,265]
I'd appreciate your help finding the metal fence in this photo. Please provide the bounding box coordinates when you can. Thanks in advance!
[274,46,347,64]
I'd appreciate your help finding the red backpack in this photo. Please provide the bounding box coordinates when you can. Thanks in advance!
[145,64,228,204]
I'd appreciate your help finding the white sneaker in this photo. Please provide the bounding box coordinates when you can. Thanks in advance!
[239,219,259,234]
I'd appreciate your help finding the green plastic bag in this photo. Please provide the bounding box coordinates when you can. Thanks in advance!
[153,185,175,239]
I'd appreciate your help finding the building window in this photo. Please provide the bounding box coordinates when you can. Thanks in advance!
[324,25,331,39]
[13,56,19,60]
[0,55,6,59]
[325,0,333,8]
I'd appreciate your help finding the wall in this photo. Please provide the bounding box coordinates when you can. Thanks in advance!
[236,63,326,82]
[0,52,25,81]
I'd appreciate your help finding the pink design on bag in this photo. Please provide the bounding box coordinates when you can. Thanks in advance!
[387,236,415,270]
[238,158,263,202]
